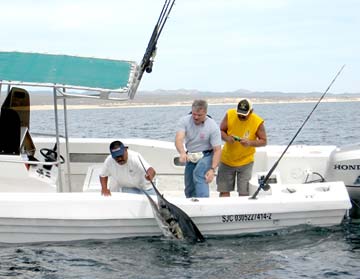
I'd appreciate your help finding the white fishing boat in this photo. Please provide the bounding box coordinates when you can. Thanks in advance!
[0,1,354,243]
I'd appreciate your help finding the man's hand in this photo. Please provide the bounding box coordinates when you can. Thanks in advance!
[240,138,252,147]
[205,168,215,183]
[226,135,236,143]
[145,167,156,181]
[179,152,188,163]
[100,176,111,196]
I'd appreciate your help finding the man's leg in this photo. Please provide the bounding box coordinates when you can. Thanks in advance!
[184,162,196,198]
[121,187,156,195]
[121,187,143,194]
[193,155,212,197]
[144,187,156,195]
[236,162,254,196]
[217,162,236,197]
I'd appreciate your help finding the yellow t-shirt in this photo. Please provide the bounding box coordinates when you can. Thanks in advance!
[221,109,264,167]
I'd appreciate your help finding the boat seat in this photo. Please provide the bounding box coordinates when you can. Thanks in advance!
[83,164,103,192]
[0,87,35,156]
[0,109,21,155]
[1,87,30,125]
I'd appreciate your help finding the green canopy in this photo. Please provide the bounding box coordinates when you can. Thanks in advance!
[0,52,138,93]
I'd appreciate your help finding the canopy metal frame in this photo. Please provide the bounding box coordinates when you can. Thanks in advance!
[0,0,176,192]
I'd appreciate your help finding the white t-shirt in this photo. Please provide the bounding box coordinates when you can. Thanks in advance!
[99,149,152,191]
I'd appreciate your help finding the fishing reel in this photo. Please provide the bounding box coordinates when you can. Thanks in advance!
[145,48,157,73]
[260,182,271,191]
[145,60,153,73]
[258,175,271,191]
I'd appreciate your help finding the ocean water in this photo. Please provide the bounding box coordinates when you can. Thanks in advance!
[1,101,359,278]
[30,101,359,146]
[0,222,359,278]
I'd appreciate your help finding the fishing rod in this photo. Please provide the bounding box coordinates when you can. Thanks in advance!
[140,0,169,73]
[137,155,162,197]
[139,0,176,77]
[251,65,346,200]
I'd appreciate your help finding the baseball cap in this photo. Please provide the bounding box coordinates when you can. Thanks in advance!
[110,140,127,158]
[237,99,252,116]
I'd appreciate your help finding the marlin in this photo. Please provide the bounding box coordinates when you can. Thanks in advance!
[138,157,204,242]
[142,186,205,243]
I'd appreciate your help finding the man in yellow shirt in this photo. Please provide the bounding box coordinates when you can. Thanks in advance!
[217,99,267,197]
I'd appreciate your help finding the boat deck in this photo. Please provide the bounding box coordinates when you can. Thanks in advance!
[82,166,223,197]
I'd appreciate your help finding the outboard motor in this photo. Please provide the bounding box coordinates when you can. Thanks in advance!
[325,143,360,217]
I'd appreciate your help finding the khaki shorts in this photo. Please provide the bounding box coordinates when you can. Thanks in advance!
[216,162,254,195]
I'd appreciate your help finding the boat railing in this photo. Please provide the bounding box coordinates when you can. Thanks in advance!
[0,80,135,101]
[0,0,177,193]
[0,157,62,167]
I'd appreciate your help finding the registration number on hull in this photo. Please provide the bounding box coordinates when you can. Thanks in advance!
[222,213,272,223]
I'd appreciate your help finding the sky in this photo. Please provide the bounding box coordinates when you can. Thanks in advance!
[0,0,359,94]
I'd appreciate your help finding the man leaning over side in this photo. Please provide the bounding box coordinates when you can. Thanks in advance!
[99,140,156,196]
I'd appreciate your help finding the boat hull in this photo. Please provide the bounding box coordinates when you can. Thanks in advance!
[0,182,351,243]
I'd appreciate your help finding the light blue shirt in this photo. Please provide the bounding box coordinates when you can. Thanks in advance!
[177,115,221,153]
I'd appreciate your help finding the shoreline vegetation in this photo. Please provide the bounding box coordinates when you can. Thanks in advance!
[2,89,359,110]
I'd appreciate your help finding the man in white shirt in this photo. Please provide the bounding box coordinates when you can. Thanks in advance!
[99,140,156,196]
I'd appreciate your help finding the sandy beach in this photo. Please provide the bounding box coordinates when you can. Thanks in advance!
[28,95,360,111]
[2,89,359,111]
